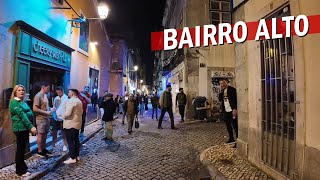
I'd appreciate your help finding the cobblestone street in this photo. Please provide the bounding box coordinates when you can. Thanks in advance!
[43,108,228,180]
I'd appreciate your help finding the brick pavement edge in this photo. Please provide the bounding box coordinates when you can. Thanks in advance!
[26,126,103,180]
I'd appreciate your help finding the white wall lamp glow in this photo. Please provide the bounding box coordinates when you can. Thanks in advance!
[98,3,109,19]
[91,41,98,46]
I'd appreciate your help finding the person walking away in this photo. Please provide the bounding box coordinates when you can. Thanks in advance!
[62,89,83,164]
[91,89,98,112]
[123,94,139,134]
[176,88,187,123]
[114,95,120,114]
[158,85,176,129]
[52,86,68,152]
[98,91,108,127]
[137,94,144,117]
[119,96,124,114]
[219,78,238,148]
[10,85,37,177]
[151,93,159,120]
[33,81,53,157]
[144,95,149,111]
[100,93,116,140]
[78,86,91,137]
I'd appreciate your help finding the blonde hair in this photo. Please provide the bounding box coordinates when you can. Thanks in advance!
[10,84,26,101]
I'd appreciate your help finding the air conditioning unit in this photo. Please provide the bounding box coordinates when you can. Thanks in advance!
[56,0,63,5]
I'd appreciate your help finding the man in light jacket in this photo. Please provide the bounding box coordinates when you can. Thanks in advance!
[63,89,83,164]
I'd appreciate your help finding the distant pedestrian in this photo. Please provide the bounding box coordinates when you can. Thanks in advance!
[158,85,176,129]
[98,91,108,127]
[137,94,144,117]
[33,81,53,158]
[219,79,238,148]
[52,86,68,152]
[91,89,98,112]
[63,89,83,164]
[176,88,187,123]
[122,92,129,125]
[151,93,159,120]
[115,95,120,114]
[78,86,91,137]
[123,94,139,134]
[100,93,116,140]
[9,85,37,177]
[144,95,149,110]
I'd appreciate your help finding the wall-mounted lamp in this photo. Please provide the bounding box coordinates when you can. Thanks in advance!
[91,42,98,46]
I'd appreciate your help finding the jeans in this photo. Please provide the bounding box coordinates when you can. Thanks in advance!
[178,105,185,121]
[152,106,158,119]
[64,128,80,159]
[223,112,238,140]
[139,103,145,116]
[14,130,29,175]
[81,111,87,133]
[158,108,175,128]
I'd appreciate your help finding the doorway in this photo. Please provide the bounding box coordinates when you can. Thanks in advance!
[260,5,296,178]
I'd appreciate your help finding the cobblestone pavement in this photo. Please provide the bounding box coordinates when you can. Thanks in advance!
[0,119,102,180]
[43,109,228,180]
[205,145,273,180]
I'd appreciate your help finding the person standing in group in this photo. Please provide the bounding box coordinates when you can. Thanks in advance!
[123,94,139,134]
[100,93,116,140]
[176,88,187,123]
[78,86,91,137]
[98,91,108,127]
[33,81,53,157]
[219,78,238,148]
[52,86,68,152]
[62,89,83,164]
[151,93,159,120]
[90,89,98,112]
[158,84,176,130]
[9,85,37,177]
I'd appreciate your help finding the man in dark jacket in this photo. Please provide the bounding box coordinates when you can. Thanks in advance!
[176,88,187,123]
[100,93,116,140]
[219,79,238,147]
[123,94,139,134]
[158,84,176,129]
[151,93,159,120]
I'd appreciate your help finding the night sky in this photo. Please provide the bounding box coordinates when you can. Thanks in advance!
[102,0,166,85]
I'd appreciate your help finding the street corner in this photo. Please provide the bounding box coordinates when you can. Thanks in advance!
[201,145,273,180]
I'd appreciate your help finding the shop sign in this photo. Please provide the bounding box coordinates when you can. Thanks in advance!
[31,38,68,64]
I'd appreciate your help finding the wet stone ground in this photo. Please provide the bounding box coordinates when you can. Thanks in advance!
[43,110,228,180]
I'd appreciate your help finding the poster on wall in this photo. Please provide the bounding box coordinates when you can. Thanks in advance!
[78,19,89,55]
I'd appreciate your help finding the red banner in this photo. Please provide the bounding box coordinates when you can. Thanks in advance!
[151,15,320,51]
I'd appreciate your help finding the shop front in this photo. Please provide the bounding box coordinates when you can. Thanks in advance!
[0,21,73,168]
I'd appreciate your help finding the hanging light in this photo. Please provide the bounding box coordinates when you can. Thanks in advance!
[98,3,109,19]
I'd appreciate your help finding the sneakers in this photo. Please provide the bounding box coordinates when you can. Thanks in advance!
[21,172,31,177]
[158,127,163,129]
[36,151,47,158]
[43,149,54,157]
[171,127,178,130]
[63,158,76,164]
[76,157,80,161]
[232,144,237,148]
[62,145,68,152]
[225,139,236,144]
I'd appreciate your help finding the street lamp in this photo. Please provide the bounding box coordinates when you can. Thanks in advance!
[98,3,109,19]
[140,79,143,83]
[134,66,138,71]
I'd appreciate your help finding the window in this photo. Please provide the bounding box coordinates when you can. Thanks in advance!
[210,0,231,25]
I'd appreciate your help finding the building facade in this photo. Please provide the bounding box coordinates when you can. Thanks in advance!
[233,0,320,180]
[0,0,112,168]
[155,0,235,119]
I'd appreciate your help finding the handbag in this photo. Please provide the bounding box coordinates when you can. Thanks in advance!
[134,115,139,129]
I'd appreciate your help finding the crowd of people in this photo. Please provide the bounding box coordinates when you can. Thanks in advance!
[9,78,238,177]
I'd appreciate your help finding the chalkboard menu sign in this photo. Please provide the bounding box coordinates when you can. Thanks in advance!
[3,88,13,108]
